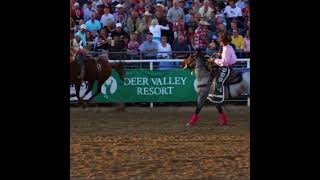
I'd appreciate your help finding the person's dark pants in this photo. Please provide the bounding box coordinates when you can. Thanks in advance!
[208,66,232,103]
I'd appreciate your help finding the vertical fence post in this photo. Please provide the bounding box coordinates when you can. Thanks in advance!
[247,59,250,107]
[150,60,154,108]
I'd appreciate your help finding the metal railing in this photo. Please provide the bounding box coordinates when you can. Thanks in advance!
[74,50,250,106]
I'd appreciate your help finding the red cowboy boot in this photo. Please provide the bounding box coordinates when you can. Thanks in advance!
[186,113,199,126]
[219,112,228,126]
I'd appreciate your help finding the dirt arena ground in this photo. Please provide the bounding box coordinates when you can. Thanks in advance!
[70,105,250,180]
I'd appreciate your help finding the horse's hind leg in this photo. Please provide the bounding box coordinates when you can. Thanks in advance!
[81,81,94,100]
[216,103,228,126]
[86,80,104,104]
[75,82,82,107]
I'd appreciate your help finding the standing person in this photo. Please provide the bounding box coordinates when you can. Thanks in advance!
[194,20,210,52]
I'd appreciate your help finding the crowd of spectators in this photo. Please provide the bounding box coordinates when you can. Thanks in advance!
[70,0,250,69]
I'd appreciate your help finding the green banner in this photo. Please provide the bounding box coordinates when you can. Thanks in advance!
[94,69,198,102]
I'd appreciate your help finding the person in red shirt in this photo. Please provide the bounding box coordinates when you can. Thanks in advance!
[194,20,210,52]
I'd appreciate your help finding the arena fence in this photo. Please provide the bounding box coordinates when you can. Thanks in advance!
[70,51,250,107]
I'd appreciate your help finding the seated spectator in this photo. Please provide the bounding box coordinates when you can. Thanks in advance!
[215,15,226,31]
[85,12,102,32]
[189,35,196,52]
[185,14,198,31]
[236,0,246,10]
[224,0,243,29]
[137,1,146,17]
[72,8,83,26]
[243,30,250,57]
[116,12,128,32]
[186,27,195,44]
[83,0,96,22]
[184,8,193,24]
[71,2,84,20]
[208,11,217,32]
[95,35,109,51]
[114,4,128,23]
[127,10,142,34]
[206,39,220,56]
[155,3,166,14]
[100,6,115,27]
[218,0,229,11]
[139,32,158,59]
[75,24,87,45]
[231,29,244,50]
[172,35,190,59]
[111,23,128,39]
[167,0,185,23]
[127,33,140,60]
[157,36,172,59]
[109,36,126,60]
[95,4,105,20]
[105,20,116,36]
[173,24,185,40]
[242,1,250,20]
[227,20,243,36]
[178,0,186,14]
[158,36,175,70]
[194,12,202,24]
[199,0,214,21]
[70,18,76,32]
[231,29,245,57]
[192,0,202,14]
[173,14,185,32]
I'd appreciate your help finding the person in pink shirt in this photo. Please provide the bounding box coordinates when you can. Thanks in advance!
[207,35,237,103]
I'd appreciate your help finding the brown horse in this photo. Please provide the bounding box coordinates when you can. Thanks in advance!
[70,56,125,107]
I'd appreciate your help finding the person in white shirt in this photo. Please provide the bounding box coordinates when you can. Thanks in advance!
[157,36,172,59]
[224,0,242,18]
[224,0,242,29]
[149,18,170,43]
[158,36,175,70]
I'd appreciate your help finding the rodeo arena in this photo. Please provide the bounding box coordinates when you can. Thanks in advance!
[70,0,250,179]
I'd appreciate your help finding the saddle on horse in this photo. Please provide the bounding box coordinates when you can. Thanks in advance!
[207,68,243,103]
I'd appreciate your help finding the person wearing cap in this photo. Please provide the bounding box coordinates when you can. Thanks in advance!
[85,12,102,32]
[75,24,87,45]
[194,20,210,52]
[207,35,237,103]
[71,33,87,80]
[111,23,128,38]
[139,32,158,60]
[100,6,115,27]
[114,4,128,23]
[138,11,152,41]
[167,0,185,23]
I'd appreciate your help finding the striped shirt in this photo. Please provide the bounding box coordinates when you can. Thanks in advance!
[194,26,207,49]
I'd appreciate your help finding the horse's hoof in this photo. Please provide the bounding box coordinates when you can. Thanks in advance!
[82,103,87,109]
[186,122,195,127]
